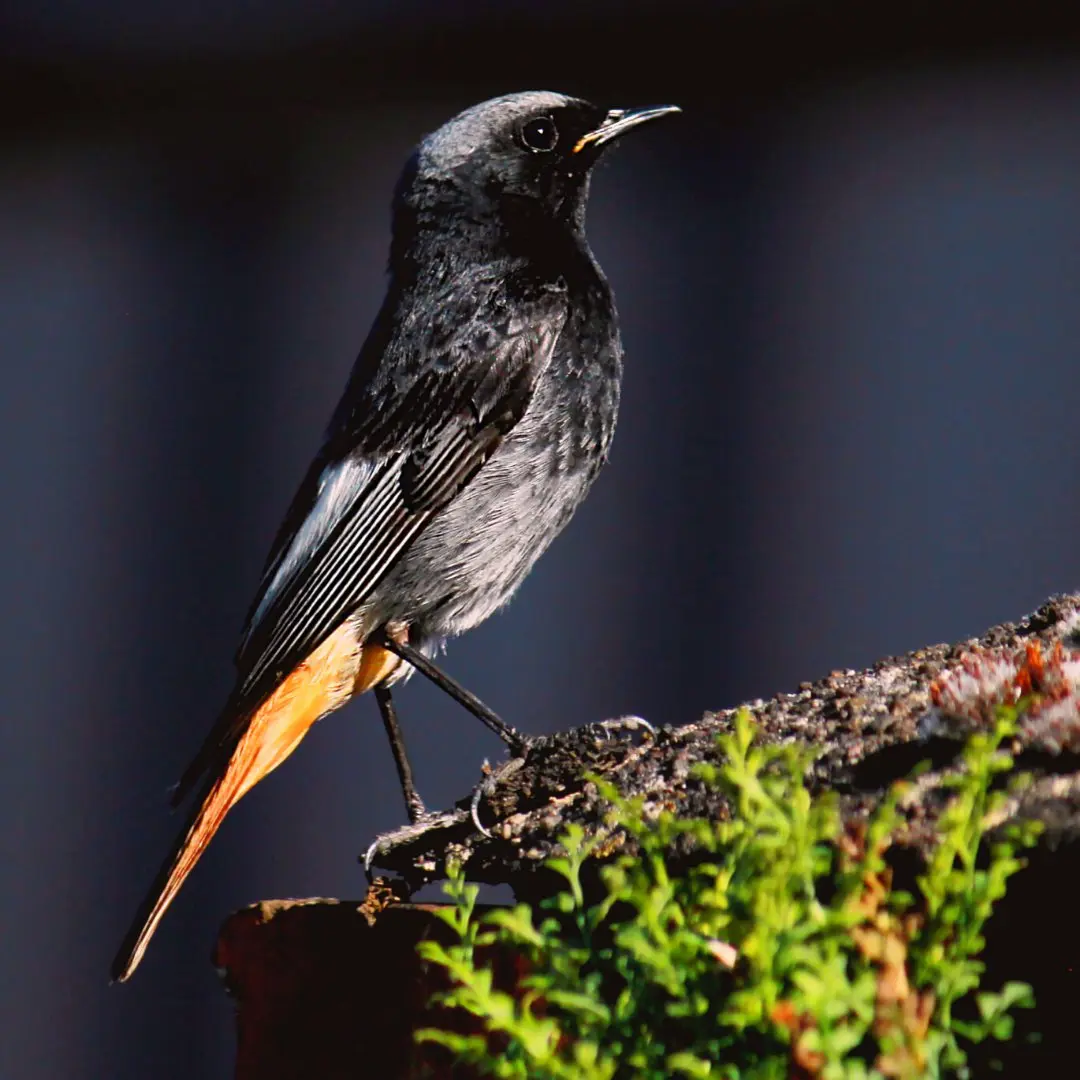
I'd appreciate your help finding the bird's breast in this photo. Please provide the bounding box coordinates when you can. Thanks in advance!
[371,291,622,641]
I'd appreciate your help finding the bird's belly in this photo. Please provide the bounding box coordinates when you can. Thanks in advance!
[369,411,603,641]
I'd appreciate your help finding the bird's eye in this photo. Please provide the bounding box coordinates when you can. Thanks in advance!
[519,115,559,153]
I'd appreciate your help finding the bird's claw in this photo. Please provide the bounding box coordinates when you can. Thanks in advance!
[363,837,381,875]
[363,808,465,875]
[470,790,492,837]
[470,763,495,837]
[468,721,652,837]
[594,714,656,738]
[469,744,534,837]
[368,718,654,871]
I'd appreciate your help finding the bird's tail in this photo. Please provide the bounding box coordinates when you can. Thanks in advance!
[111,623,399,983]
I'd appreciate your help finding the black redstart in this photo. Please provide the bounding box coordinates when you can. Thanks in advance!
[112,90,679,981]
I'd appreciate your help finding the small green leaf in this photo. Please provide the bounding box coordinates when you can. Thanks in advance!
[667,1050,713,1077]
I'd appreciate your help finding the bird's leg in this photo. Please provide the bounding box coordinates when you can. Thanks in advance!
[375,632,528,754]
[374,683,426,824]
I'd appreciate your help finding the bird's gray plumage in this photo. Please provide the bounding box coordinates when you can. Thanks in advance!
[171,89,655,808]
[114,91,678,984]
[242,94,619,684]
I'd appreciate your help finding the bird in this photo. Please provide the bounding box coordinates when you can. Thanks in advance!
[111,90,679,982]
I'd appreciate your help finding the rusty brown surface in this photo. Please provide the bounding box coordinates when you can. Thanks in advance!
[216,893,527,1080]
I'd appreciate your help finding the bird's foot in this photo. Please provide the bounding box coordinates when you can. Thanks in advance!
[367,719,655,871]
[363,807,467,875]
[469,752,530,837]
[469,718,655,835]
[592,714,656,738]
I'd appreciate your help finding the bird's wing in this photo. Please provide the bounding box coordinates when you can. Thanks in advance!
[171,282,566,805]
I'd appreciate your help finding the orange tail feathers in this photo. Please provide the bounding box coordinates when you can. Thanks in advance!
[111,622,400,983]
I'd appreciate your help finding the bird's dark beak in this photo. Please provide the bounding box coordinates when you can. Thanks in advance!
[572,104,681,153]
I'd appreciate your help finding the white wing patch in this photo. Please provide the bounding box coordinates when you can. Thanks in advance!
[248,456,376,635]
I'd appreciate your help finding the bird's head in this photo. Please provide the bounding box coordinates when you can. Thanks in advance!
[393,91,679,242]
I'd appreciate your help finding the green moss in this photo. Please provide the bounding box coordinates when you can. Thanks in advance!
[416,709,1039,1078]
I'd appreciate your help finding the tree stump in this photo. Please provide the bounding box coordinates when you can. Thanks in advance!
[217,595,1080,1078]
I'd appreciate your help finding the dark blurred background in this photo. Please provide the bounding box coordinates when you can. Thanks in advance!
[2,1,1080,1076]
